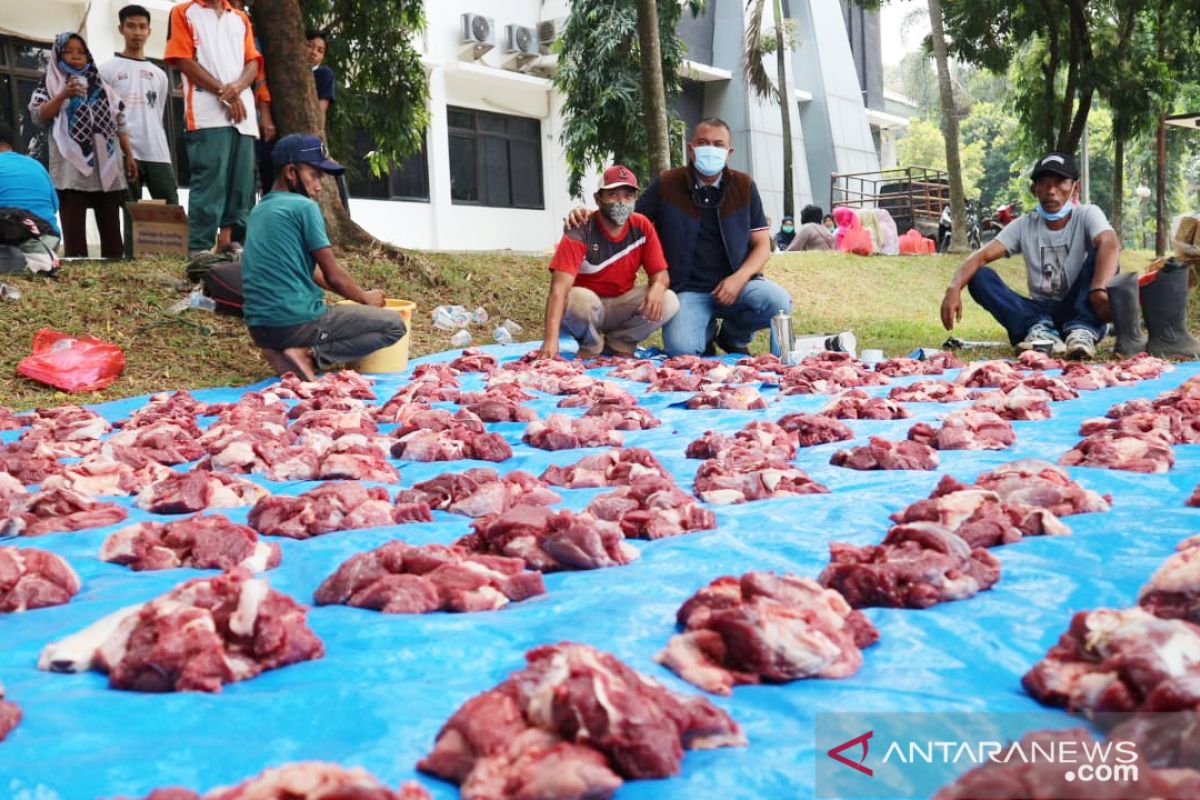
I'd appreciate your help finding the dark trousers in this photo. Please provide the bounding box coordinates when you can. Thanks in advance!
[58,189,123,259]
[967,251,1107,345]
[248,305,407,369]
[124,160,180,258]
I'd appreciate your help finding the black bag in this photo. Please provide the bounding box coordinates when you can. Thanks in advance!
[202,260,244,317]
[185,251,231,283]
[0,207,55,246]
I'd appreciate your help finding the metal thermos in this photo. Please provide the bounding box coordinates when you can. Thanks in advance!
[770,310,794,357]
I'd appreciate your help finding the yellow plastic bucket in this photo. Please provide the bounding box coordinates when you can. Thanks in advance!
[335,298,415,373]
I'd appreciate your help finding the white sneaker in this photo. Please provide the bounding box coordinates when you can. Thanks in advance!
[1017,324,1066,355]
[1065,328,1097,360]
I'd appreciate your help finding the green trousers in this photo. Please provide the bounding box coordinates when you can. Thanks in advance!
[183,127,256,252]
[123,160,179,259]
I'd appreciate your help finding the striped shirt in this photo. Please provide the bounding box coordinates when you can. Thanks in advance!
[549,213,668,297]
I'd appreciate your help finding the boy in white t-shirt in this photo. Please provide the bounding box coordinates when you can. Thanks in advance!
[100,4,178,257]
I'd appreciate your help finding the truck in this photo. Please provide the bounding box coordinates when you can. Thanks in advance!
[829,165,950,239]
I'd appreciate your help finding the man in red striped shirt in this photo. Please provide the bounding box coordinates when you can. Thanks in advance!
[538,164,679,360]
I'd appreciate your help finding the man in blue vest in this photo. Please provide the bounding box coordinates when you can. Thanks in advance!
[569,118,791,356]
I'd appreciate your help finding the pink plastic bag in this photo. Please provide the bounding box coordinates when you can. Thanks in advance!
[17,328,126,392]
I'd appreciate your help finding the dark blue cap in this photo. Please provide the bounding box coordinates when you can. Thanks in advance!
[272,133,345,175]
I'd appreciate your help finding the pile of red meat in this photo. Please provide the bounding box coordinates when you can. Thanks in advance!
[101,514,281,573]
[418,642,745,797]
[0,546,80,612]
[522,414,625,450]
[540,447,671,488]
[585,474,716,539]
[0,683,19,742]
[778,352,889,395]
[456,505,640,572]
[688,418,828,504]
[456,383,537,422]
[686,420,796,461]
[135,468,268,515]
[656,571,878,695]
[874,351,963,376]
[908,409,1016,450]
[314,541,546,613]
[391,408,511,462]
[133,762,431,800]
[249,482,424,539]
[821,388,911,420]
[39,569,323,692]
[394,468,560,518]
[831,436,939,471]
[2,485,128,537]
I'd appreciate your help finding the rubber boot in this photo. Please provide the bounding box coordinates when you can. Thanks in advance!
[1141,261,1200,359]
[1106,272,1147,357]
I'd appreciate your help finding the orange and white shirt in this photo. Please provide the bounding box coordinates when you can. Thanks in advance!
[164,0,261,136]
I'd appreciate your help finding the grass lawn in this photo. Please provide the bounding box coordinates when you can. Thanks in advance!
[0,246,1167,411]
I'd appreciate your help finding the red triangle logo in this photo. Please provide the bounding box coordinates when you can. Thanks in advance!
[827,730,874,777]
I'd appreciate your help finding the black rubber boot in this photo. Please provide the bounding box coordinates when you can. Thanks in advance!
[1106,272,1147,357]
[1142,261,1200,358]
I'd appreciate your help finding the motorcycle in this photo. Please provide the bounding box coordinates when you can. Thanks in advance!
[938,200,1019,253]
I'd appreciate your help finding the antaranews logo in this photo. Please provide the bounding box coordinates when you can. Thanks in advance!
[826,731,873,777]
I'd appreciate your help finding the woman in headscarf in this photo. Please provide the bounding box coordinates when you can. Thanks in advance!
[30,32,136,259]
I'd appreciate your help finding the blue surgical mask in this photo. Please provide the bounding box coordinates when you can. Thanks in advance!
[1035,200,1076,222]
[692,145,728,177]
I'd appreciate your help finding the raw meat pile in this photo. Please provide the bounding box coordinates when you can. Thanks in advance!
[15,405,111,458]
[820,389,911,420]
[1059,430,1175,473]
[0,684,19,741]
[557,380,637,410]
[887,379,970,403]
[39,569,323,692]
[0,546,80,612]
[656,571,878,695]
[487,357,592,395]
[522,413,624,451]
[1015,350,1065,370]
[0,405,29,430]
[585,474,716,539]
[314,541,546,613]
[106,420,206,464]
[272,369,376,401]
[418,642,745,797]
[908,409,1016,450]
[101,514,281,572]
[456,384,537,422]
[391,420,512,462]
[932,728,1200,799]
[1022,606,1200,712]
[819,522,1001,608]
[135,469,268,514]
[954,360,1024,388]
[684,384,769,411]
[40,449,173,497]
[249,482,421,539]
[873,352,963,377]
[777,356,889,396]
[776,412,853,446]
[2,487,128,537]
[694,453,829,505]
[968,384,1053,421]
[999,372,1078,401]
[540,447,671,488]
[133,762,432,800]
[606,358,661,382]
[394,468,560,518]
[449,347,499,373]
[972,460,1111,516]
[1138,534,1200,623]
[456,505,640,572]
[830,436,939,471]
[686,420,796,461]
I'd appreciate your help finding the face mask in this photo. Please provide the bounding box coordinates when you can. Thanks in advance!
[692,145,728,177]
[782,225,794,234]
[1035,200,1075,222]
[600,200,634,228]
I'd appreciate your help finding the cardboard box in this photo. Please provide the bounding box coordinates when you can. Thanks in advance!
[126,200,189,257]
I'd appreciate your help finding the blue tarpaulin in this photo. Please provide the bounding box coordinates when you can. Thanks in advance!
[1,345,1198,799]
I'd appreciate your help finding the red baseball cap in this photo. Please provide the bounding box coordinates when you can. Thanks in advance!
[599,164,639,191]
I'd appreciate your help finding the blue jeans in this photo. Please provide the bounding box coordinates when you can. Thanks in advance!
[662,277,793,356]
[967,251,1106,345]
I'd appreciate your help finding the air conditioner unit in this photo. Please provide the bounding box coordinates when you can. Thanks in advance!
[537,17,567,55]
[505,24,539,57]
[460,13,495,60]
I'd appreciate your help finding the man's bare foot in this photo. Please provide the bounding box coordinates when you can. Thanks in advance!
[283,347,318,382]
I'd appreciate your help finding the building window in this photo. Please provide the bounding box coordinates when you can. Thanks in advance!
[346,129,430,202]
[447,106,543,209]
[0,36,52,163]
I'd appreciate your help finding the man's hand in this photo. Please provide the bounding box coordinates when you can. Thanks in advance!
[565,207,593,230]
[536,340,559,360]
[259,107,276,141]
[125,158,139,183]
[1089,288,1112,322]
[940,287,963,331]
[711,273,747,306]
[362,289,385,307]
[640,285,666,322]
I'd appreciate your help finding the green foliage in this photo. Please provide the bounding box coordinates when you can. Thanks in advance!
[896,117,985,199]
[297,0,430,176]
[555,0,703,197]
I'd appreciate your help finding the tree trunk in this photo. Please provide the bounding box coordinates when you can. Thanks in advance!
[637,0,671,178]
[1156,113,1167,256]
[251,0,434,279]
[773,0,793,219]
[1111,134,1124,240]
[927,0,968,253]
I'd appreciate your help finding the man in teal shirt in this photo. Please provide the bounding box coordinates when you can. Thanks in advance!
[242,133,404,380]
